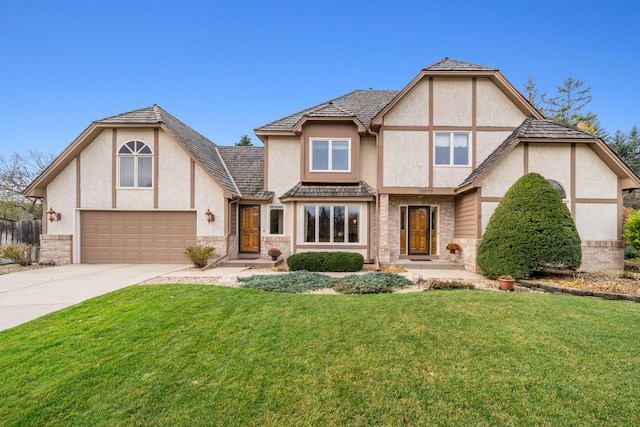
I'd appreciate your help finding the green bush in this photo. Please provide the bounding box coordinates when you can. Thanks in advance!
[1,244,33,266]
[184,245,215,268]
[624,245,639,260]
[477,173,582,279]
[334,272,411,294]
[239,271,334,293]
[287,251,364,272]
[623,209,640,252]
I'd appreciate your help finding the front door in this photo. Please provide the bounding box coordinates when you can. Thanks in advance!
[408,206,430,255]
[239,205,260,253]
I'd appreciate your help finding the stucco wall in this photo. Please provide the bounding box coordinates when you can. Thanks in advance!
[575,145,617,199]
[475,78,526,127]
[432,166,472,188]
[384,79,429,126]
[267,137,300,198]
[194,163,225,236]
[528,144,572,199]
[432,78,472,126]
[480,201,499,235]
[360,136,378,189]
[115,128,155,209]
[382,130,429,187]
[80,130,111,208]
[158,130,191,209]
[46,159,76,235]
[481,145,525,197]
[476,131,512,166]
[575,203,618,240]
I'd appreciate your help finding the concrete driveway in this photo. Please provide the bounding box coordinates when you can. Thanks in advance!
[0,264,186,331]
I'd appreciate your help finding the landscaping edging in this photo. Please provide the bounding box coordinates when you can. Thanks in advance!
[517,280,640,302]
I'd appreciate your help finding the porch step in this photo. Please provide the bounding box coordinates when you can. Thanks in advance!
[383,260,465,270]
[217,258,284,268]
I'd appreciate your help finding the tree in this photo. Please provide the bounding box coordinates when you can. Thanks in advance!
[235,135,253,146]
[608,126,640,176]
[524,77,599,134]
[0,149,54,221]
[477,173,582,279]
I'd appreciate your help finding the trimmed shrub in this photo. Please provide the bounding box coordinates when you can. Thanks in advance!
[477,173,582,279]
[287,251,364,272]
[1,244,33,266]
[239,271,334,293]
[334,272,411,294]
[429,279,474,290]
[184,245,215,268]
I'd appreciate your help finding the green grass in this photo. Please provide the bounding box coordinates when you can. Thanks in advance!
[1,286,640,426]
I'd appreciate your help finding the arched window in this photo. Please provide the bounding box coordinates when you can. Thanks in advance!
[118,141,153,188]
[548,180,566,199]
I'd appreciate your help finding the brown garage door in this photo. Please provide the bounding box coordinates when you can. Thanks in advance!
[81,211,197,263]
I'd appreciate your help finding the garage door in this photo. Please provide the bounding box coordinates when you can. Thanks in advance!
[81,211,197,263]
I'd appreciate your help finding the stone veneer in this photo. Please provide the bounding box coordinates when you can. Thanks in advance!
[387,195,455,260]
[451,238,481,272]
[40,234,72,265]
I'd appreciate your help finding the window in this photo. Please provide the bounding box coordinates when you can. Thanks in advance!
[548,180,567,199]
[118,141,153,188]
[304,204,360,243]
[434,132,470,166]
[269,206,284,234]
[310,139,350,172]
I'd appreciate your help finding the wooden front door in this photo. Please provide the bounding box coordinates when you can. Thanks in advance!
[239,205,260,253]
[408,207,429,255]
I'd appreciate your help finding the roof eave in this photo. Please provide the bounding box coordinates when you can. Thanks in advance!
[279,195,376,203]
[292,116,367,134]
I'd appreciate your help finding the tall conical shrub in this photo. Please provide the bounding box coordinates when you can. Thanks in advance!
[477,173,581,279]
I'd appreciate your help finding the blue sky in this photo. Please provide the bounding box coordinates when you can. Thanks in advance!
[1,0,638,155]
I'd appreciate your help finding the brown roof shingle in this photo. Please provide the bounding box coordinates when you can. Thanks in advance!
[280,181,376,199]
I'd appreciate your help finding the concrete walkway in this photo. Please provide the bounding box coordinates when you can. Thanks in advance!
[0,263,485,332]
[0,264,185,331]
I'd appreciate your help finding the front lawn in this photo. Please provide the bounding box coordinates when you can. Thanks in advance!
[1,285,639,425]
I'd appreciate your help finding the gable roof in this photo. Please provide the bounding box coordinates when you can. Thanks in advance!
[216,146,272,199]
[254,89,399,134]
[422,57,498,72]
[458,117,640,191]
[25,105,271,199]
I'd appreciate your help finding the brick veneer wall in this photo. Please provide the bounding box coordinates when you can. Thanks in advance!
[40,234,72,265]
[261,236,291,259]
[197,236,227,258]
[378,194,391,263]
[580,240,624,272]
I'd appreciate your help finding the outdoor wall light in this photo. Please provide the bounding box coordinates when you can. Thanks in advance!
[47,207,61,222]
[205,209,215,223]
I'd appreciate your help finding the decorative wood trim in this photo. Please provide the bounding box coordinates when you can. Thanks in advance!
[476,188,482,237]
[76,155,81,208]
[618,179,623,240]
[381,125,515,132]
[571,144,576,218]
[481,197,503,202]
[153,129,159,208]
[112,129,117,208]
[264,138,269,192]
[574,198,618,204]
[472,77,477,170]
[428,77,434,188]
[367,202,372,261]
[42,194,47,234]
[378,127,384,191]
[523,142,529,174]
[190,159,195,209]
[378,186,456,195]
[293,201,298,254]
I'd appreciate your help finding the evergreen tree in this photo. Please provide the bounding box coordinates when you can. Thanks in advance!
[477,173,582,279]
[235,135,253,146]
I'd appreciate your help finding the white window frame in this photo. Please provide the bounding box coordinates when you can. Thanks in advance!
[433,132,471,167]
[303,204,360,244]
[117,140,154,189]
[309,138,351,172]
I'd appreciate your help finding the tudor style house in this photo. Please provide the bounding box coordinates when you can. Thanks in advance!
[26,58,640,272]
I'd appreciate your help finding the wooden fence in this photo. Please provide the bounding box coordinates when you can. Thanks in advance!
[0,220,42,246]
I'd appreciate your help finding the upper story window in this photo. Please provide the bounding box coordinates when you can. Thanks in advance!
[118,141,153,188]
[310,138,351,172]
[434,132,470,166]
[548,180,567,199]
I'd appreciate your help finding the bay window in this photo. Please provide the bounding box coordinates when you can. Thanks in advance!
[304,204,360,243]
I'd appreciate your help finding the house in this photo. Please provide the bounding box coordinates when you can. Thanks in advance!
[26,58,640,272]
